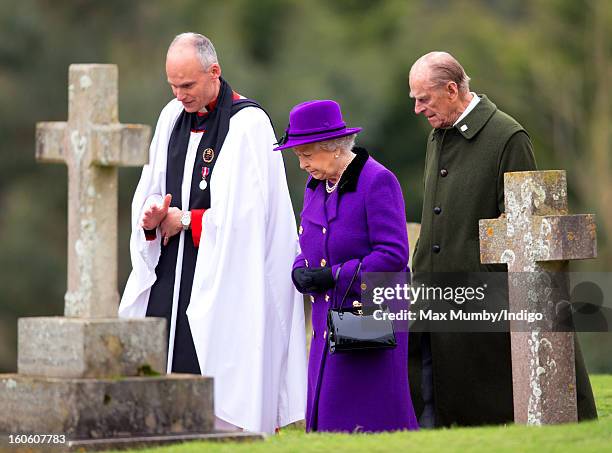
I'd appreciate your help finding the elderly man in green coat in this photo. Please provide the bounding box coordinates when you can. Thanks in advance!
[407,51,597,427]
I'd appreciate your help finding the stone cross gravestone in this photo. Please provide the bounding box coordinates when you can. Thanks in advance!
[35,64,148,318]
[406,222,421,271]
[0,65,258,450]
[479,170,596,425]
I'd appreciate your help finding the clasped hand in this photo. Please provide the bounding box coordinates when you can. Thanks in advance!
[293,267,335,294]
[140,194,183,246]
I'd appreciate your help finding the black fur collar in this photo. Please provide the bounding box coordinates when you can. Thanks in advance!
[306,147,369,194]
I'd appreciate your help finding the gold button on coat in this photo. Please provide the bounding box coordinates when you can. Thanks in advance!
[360,283,367,291]
[320,258,327,267]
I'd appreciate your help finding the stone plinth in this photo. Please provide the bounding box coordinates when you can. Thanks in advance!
[66,432,266,451]
[0,374,213,439]
[18,317,166,379]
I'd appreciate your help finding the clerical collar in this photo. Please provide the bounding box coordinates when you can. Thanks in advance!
[197,97,219,117]
[453,92,480,126]
[197,91,241,117]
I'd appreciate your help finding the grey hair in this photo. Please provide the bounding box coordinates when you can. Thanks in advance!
[169,32,218,70]
[318,134,357,153]
[410,51,471,93]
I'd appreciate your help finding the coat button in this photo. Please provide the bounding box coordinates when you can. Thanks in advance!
[322,227,327,234]
[312,329,315,338]
[323,330,327,339]
[320,258,327,267]
[433,244,441,253]
[310,295,315,303]
[434,206,442,215]
[325,294,330,302]
[360,283,367,291]
[305,259,309,268]
[440,168,448,177]
[299,225,303,234]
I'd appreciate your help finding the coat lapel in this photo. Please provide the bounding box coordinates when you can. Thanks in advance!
[325,188,339,223]
[454,94,497,140]
[301,182,327,227]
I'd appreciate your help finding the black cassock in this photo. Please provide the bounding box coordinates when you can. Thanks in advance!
[146,79,265,373]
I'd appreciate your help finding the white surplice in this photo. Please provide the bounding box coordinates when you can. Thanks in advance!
[119,99,307,433]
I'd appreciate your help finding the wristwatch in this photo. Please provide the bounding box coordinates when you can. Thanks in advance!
[180,210,191,230]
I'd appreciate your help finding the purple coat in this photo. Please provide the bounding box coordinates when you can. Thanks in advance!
[293,148,419,432]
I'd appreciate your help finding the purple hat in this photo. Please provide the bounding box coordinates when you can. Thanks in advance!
[274,100,362,151]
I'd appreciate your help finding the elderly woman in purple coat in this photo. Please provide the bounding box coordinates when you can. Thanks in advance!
[275,100,419,433]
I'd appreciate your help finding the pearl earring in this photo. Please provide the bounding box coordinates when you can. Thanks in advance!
[335,154,339,159]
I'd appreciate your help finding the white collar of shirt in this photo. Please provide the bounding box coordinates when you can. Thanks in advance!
[453,92,480,126]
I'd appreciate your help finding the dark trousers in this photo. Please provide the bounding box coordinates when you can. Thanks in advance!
[419,332,436,428]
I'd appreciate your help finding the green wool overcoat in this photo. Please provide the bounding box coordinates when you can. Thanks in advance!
[409,95,597,426]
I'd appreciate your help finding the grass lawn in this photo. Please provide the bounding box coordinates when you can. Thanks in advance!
[107,375,612,453]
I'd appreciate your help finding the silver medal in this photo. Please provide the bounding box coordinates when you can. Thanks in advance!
[199,179,208,190]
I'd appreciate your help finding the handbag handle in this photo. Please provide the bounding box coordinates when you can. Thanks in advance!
[336,261,362,312]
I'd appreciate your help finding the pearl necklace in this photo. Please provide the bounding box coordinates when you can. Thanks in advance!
[325,154,355,194]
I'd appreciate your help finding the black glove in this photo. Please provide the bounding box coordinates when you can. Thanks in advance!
[293,267,314,294]
[306,267,335,292]
[293,267,335,294]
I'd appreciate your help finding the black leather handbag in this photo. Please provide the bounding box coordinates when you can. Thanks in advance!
[327,262,397,354]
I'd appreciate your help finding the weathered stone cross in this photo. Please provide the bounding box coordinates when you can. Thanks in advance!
[480,170,596,425]
[36,64,150,318]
